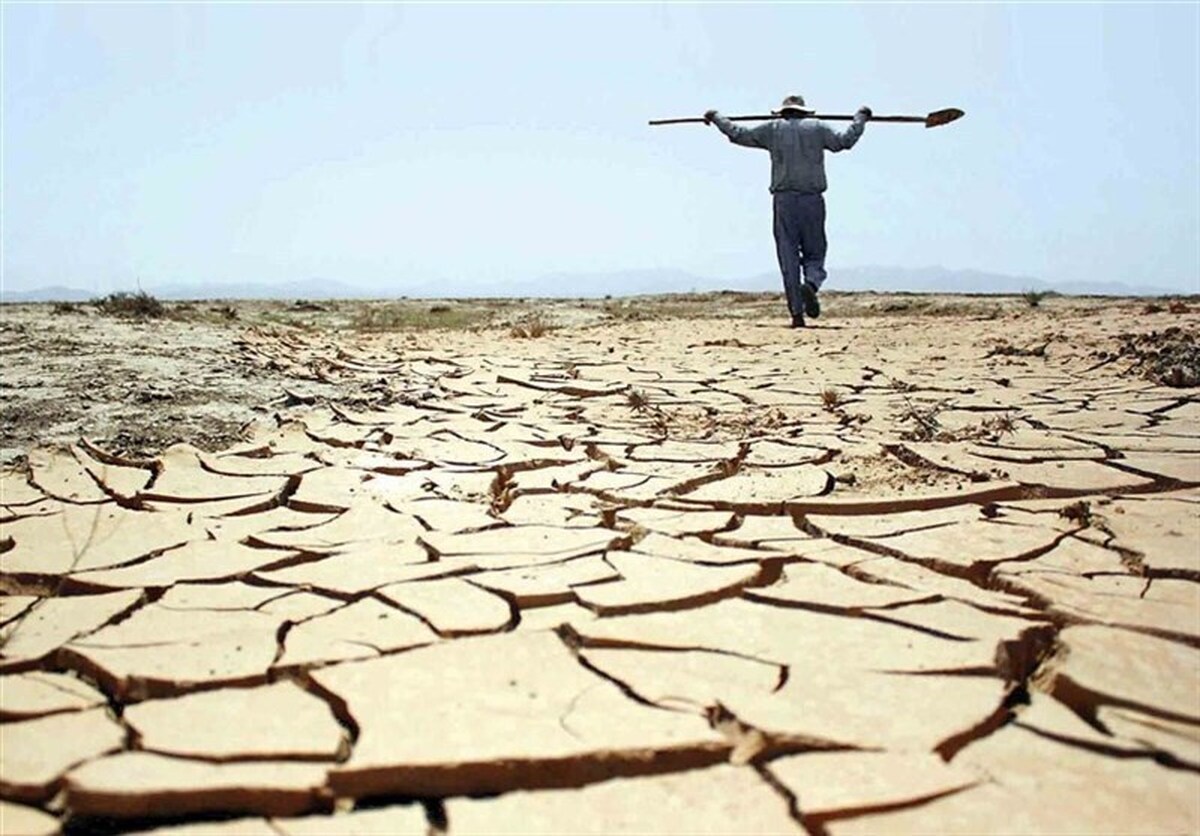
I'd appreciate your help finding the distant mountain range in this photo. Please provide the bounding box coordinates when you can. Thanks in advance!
[3,267,1193,303]
[815,266,1192,298]
[0,279,376,304]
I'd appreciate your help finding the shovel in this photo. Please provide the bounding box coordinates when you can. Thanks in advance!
[649,108,964,128]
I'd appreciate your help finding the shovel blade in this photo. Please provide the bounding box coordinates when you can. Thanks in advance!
[925,108,965,128]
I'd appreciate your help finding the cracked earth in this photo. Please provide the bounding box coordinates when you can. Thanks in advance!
[1,297,1198,834]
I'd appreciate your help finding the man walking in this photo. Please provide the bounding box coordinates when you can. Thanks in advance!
[705,95,872,328]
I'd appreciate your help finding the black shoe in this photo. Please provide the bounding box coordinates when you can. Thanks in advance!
[801,282,821,319]
[790,314,805,329]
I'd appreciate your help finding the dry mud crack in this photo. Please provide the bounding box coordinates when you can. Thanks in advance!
[1,301,1198,834]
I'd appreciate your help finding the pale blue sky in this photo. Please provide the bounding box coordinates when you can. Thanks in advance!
[4,2,1198,295]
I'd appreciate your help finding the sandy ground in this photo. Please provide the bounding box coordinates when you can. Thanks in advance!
[1,292,1198,834]
[0,291,1182,464]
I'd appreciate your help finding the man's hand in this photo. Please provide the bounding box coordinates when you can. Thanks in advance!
[704,109,718,125]
[857,106,873,120]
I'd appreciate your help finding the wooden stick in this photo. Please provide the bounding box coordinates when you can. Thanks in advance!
[649,108,964,129]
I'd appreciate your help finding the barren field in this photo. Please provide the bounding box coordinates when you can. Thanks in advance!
[1,291,1198,834]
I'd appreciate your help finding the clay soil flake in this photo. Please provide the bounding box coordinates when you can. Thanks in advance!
[1,294,1198,834]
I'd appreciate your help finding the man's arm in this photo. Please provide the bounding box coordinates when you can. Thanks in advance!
[822,106,872,152]
[705,109,773,150]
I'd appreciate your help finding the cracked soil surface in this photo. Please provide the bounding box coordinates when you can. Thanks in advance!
[1,294,1198,834]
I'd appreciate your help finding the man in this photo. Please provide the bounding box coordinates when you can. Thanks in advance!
[705,95,872,328]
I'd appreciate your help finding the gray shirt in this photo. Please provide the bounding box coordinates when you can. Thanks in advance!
[712,113,867,194]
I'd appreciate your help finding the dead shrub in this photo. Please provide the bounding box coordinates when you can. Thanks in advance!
[899,402,944,441]
[626,389,652,412]
[509,315,555,339]
[93,291,165,319]
[1058,501,1093,527]
[1022,289,1055,308]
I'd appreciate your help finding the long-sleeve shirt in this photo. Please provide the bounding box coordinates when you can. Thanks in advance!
[712,113,867,194]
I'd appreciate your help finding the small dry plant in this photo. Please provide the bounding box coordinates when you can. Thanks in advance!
[488,471,515,514]
[626,389,652,412]
[509,315,555,339]
[1058,500,1093,527]
[986,413,1017,435]
[943,413,1018,442]
[898,397,945,442]
[93,291,165,319]
[1058,500,1115,541]
[1022,289,1052,308]
[625,388,676,435]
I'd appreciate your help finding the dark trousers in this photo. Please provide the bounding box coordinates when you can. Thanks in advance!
[772,191,828,318]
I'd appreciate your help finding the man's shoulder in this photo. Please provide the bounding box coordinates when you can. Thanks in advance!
[745,119,780,142]
[779,118,826,133]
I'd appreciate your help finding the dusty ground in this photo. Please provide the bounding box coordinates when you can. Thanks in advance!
[2,291,1188,464]
[1,291,1198,834]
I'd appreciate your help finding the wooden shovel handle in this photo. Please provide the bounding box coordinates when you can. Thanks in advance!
[649,108,964,129]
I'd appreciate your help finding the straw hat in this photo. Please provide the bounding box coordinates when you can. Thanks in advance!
[774,94,813,115]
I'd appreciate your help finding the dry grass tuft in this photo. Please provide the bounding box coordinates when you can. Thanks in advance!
[900,401,1018,443]
[626,389,652,412]
[1058,500,1093,527]
[93,291,165,319]
[489,471,515,514]
[509,315,555,339]
[899,401,944,442]
[1022,289,1053,308]
[984,413,1017,436]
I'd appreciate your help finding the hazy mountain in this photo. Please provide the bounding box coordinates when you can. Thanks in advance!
[3,266,1191,303]
[820,266,1187,298]
[0,278,377,303]
[1,285,95,303]
[482,269,759,299]
[150,278,377,301]
[462,266,1191,298]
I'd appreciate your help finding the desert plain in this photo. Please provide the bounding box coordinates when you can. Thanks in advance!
[1,291,1198,835]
